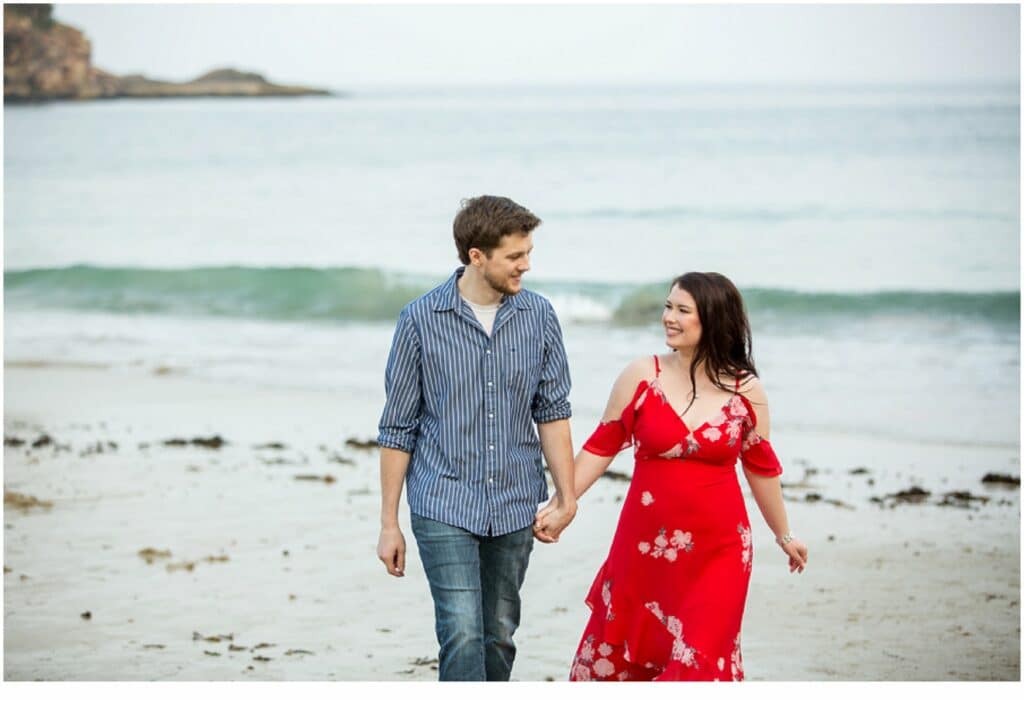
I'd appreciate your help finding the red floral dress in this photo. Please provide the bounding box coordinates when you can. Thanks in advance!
[569,356,783,682]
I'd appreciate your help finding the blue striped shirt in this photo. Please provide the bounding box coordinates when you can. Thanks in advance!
[377,267,573,537]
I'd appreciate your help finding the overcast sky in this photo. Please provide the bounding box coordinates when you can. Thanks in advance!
[53,2,1020,89]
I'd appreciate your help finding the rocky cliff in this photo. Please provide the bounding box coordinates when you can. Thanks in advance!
[4,5,330,102]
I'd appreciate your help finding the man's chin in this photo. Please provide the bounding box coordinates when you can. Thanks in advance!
[487,278,523,296]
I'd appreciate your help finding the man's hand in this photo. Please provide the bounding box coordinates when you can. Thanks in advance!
[532,496,577,543]
[377,525,406,577]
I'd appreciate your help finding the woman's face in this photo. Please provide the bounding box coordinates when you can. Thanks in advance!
[662,284,702,351]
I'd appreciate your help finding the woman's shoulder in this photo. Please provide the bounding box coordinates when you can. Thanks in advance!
[735,373,768,404]
[620,354,661,381]
[609,355,659,393]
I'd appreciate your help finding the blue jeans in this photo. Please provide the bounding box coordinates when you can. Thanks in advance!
[410,513,535,681]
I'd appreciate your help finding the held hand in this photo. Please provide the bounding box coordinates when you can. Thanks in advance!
[781,538,808,573]
[377,526,406,577]
[532,501,558,543]
[532,497,577,544]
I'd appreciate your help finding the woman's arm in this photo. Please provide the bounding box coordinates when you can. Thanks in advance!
[740,377,808,573]
[572,448,617,499]
[534,356,650,532]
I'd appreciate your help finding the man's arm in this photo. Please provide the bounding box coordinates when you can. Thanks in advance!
[535,419,576,543]
[375,309,422,576]
[377,447,411,576]
[531,301,576,543]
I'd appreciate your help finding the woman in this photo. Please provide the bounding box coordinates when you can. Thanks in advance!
[537,272,807,681]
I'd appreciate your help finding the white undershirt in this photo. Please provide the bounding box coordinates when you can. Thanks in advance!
[461,294,501,336]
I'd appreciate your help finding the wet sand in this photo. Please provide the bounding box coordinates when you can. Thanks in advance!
[3,365,1019,681]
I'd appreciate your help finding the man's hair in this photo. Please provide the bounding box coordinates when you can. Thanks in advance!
[453,196,541,265]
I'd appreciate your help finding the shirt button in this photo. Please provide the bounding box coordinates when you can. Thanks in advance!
[488,413,494,419]
[489,478,494,483]
[487,381,492,387]
[486,350,491,354]
[488,445,494,450]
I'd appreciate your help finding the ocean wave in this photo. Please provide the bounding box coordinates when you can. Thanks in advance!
[549,205,1016,223]
[4,265,1019,327]
[607,284,1020,326]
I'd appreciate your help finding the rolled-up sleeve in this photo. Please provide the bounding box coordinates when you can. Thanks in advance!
[531,301,572,423]
[377,308,422,452]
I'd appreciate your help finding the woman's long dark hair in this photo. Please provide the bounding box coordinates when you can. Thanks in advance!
[670,272,758,415]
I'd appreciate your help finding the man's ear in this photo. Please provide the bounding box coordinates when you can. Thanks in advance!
[467,248,486,267]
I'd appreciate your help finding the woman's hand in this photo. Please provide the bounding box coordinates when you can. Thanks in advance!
[781,538,808,573]
[533,496,577,543]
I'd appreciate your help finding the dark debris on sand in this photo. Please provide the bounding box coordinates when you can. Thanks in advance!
[981,473,1020,487]
[294,474,336,484]
[193,631,234,643]
[938,491,991,508]
[138,547,172,564]
[875,484,1006,509]
[163,435,226,450]
[5,491,54,510]
[80,440,119,457]
[345,438,379,450]
[802,492,855,509]
[880,486,931,505]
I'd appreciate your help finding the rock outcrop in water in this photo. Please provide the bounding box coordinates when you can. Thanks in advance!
[4,4,331,102]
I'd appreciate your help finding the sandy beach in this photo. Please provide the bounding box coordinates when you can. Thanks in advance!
[3,364,1020,681]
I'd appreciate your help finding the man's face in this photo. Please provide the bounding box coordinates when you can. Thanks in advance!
[475,232,533,296]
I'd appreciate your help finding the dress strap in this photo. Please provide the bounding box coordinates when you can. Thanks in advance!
[734,374,742,392]
[653,355,661,377]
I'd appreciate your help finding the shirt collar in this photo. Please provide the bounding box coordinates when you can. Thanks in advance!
[432,266,531,311]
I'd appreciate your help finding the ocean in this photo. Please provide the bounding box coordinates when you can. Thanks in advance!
[4,84,1020,452]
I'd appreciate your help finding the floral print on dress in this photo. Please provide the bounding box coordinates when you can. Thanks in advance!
[728,394,748,417]
[659,442,684,459]
[641,491,655,506]
[658,434,701,459]
[702,426,722,442]
[571,635,621,681]
[683,434,700,456]
[601,579,615,621]
[724,417,744,447]
[571,635,595,681]
[592,657,615,678]
[738,524,752,572]
[638,527,694,561]
[730,634,744,680]
[645,602,699,669]
[741,424,762,452]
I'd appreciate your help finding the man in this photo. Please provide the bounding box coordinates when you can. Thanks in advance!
[376,195,577,682]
